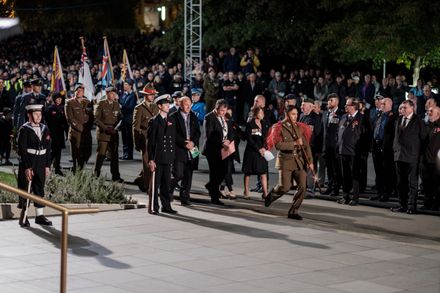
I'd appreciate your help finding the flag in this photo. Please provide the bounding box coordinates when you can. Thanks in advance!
[78,46,95,101]
[50,46,66,93]
[121,49,139,100]
[103,36,114,84]
[101,54,111,88]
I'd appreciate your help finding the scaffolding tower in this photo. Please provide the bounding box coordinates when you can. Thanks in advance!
[183,0,202,83]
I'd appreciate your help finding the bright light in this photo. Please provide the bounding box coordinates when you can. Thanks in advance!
[161,6,166,21]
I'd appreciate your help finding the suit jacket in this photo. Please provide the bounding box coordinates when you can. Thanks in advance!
[373,111,396,153]
[337,111,365,156]
[243,81,262,106]
[393,114,426,163]
[202,111,233,159]
[170,110,201,163]
[322,107,344,152]
[299,111,323,154]
[147,114,176,164]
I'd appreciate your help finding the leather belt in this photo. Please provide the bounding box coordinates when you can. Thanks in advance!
[27,149,46,155]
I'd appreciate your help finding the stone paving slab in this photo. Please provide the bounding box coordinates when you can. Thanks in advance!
[0,202,439,293]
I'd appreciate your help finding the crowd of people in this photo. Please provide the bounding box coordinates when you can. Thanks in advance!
[0,35,439,225]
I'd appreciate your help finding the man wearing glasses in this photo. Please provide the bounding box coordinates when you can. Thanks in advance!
[337,98,365,206]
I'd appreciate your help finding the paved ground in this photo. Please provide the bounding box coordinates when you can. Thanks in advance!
[1,130,439,292]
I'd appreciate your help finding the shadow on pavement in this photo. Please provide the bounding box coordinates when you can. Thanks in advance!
[161,212,330,250]
[27,225,131,269]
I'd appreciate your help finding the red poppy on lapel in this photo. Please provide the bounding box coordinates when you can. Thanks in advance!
[167,121,173,126]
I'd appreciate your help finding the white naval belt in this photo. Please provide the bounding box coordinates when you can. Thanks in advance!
[27,149,47,155]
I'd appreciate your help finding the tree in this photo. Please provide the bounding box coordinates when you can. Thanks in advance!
[311,0,440,84]
[154,0,322,63]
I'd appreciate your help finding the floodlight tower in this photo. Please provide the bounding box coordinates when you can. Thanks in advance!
[183,0,202,83]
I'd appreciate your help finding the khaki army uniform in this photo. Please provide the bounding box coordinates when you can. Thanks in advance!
[132,100,158,208]
[93,98,121,179]
[65,97,90,171]
[271,120,312,216]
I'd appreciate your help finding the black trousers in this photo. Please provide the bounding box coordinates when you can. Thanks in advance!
[340,154,360,200]
[421,163,439,209]
[221,156,234,191]
[152,164,172,212]
[324,148,341,193]
[51,146,62,173]
[206,154,227,201]
[372,143,396,195]
[359,153,368,193]
[17,162,45,209]
[395,161,418,210]
[170,160,193,203]
[120,121,133,158]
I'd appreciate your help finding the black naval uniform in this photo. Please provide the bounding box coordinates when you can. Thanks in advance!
[17,122,51,209]
[45,103,68,175]
[147,113,176,213]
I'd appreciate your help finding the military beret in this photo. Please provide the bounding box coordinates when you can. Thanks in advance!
[284,94,296,101]
[125,78,134,86]
[105,86,117,93]
[172,91,183,98]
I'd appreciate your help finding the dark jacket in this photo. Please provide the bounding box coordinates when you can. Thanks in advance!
[242,81,262,106]
[170,110,201,163]
[147,114,176,164]
[299,111,323,154]
[17,122,51,169]
[45,103,68,149]
[322,107,345,152]
[202,111,233,158]
[393,114,426,163]
[423,119,440,164]
[337,111,365,156]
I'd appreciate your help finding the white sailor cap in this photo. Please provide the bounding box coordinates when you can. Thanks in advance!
[154,94,171,105]
[25,104,44,112]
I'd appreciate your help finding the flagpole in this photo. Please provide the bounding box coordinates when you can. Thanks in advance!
[103,36,114,84]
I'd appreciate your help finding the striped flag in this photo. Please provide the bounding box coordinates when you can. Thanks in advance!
[103,36,114,84]
[50,46,66,93]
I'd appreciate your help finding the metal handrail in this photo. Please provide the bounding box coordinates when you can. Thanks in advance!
[0,181,99,293]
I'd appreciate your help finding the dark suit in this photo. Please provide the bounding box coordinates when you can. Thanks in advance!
[169,110,201,203]
[393,114,426,211]
[242,81,262,117]
[147,114,176,212]
[372,111,397,197]
[322,107,344,194]
[337,111,365,202]
[202,111,233,202]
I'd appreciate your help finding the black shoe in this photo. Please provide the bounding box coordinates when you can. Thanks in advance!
[288,214,303,220]
[162,208,178,214]
[181,201,192,206]
[322,188,332,195]
[35,215,53,226]
[2,160,12,166]
[391,206,406,213]
[406,208,416,215]
[55,170,64,176]
[149,210,159,215]
[112,178,124,183]
[211,199,225,206]
[19,210,30,227]
[349,200,358,206]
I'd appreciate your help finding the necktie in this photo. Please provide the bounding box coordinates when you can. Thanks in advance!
[402,117,408,127]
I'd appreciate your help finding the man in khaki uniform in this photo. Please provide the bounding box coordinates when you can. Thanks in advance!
[265,105,313,220]
[93,86,122,181]
[132,85,158,210]
[65,84,90,172]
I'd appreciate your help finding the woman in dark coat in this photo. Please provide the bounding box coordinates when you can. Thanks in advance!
[45,92,68,175]
[242,107,269,199]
